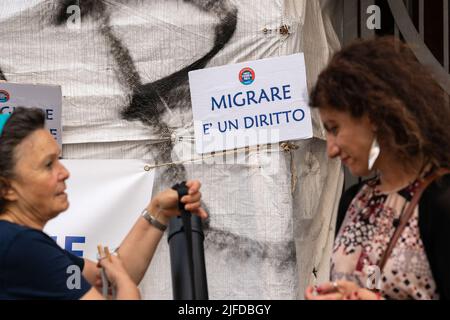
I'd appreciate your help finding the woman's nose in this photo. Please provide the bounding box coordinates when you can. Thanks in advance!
[327,138,340,158]
[58,161,70,180]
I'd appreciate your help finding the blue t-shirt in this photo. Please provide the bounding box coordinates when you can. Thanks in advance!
[0,221,91,299]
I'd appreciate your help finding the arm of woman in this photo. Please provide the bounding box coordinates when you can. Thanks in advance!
[82,258,99,285]
[80,287,105,300]
[116,180,208,285]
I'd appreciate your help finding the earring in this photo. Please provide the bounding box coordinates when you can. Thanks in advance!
[368,138,380,171]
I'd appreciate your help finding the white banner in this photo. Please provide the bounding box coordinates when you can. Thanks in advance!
[0,82,62,147]
[44,160,155,261]
[189,54,313,154]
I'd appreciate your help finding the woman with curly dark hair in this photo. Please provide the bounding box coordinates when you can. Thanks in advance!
[305,37,450,300]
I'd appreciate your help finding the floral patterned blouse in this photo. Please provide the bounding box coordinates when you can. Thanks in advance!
[331,177,439,300]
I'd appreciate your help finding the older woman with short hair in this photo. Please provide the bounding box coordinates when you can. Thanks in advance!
[0,107,207,299]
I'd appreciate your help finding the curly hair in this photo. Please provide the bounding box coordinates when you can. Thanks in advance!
[310,36,450,170]
[0,107,46,213]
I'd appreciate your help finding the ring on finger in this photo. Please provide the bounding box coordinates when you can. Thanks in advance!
[332,282,339,291]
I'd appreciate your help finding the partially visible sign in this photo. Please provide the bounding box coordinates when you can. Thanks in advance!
[0,82,62,147]
[189,54,313,154]
[44,160,155,260]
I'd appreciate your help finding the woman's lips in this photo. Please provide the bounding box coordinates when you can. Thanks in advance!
[56,189,66,196]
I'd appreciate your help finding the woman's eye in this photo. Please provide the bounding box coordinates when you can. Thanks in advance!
[327,126,338,135]
[46,161,53,168]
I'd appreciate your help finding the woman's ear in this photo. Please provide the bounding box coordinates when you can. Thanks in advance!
[0,177,18,202]
[0,177,7,198]
[364,115,378,133]
[370,120,378,133]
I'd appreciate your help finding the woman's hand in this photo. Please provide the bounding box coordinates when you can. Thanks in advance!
[343,288,384,300]
[305,280,384,300]
[305,280,360,300]
[97,254,141,299]
[147,180,208,224]
[98,254,134,288]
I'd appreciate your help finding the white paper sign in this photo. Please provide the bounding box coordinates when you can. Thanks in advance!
[0,82,62,146]
[189,54,313,154]
[44,160,155,260]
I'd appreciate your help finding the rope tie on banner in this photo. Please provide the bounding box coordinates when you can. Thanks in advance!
[142,143,284,171]
[143,141,300,194]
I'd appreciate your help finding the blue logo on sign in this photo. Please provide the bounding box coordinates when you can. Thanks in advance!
[239,67,255,85]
